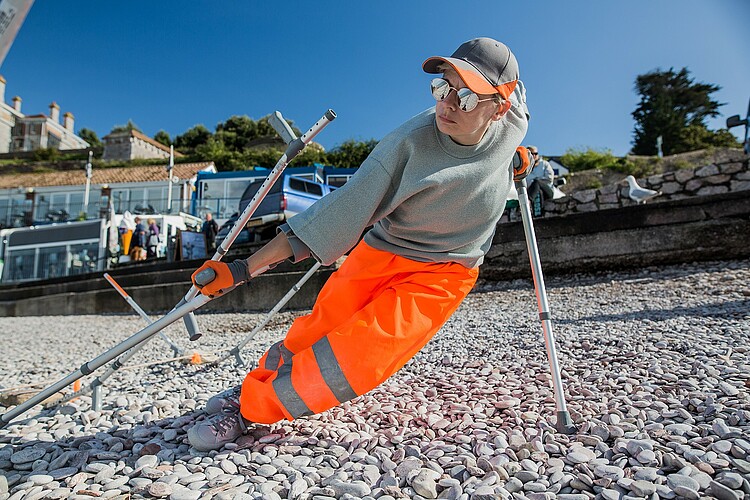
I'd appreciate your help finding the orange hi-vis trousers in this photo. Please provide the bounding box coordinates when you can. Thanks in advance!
[239,240,479,424]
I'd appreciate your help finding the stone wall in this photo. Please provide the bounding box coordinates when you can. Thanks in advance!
[541,152,750,217]
[485,189,750,280]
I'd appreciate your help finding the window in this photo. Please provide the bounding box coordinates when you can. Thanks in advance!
[146,187,163,213]
[112,189,129,213]
[50,193,67,212]
[0,197,13,226]
[68,193,84,218]
[3,248,35,281]
[47,133,61,149]
[326,175,352,187]
[33,195,47,220]
[289,178,323,196]
[69,243,99,276]
[290,173,315,181]
[130,189,146,213]
[7,197,25,226]
[38,246,68,279]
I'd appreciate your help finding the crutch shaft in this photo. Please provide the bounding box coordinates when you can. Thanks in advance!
[237,262,322,354]
[104,273,183,355]
[60,275,165,405]
[514,179,576,434]
[0,294,210,427]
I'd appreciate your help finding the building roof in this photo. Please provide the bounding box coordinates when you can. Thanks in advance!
[103,129,185,157]
[0,162,216,189]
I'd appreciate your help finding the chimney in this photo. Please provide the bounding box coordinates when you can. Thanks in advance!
[63,112,74,132]
[12,96,21,112]
[49,102,60,123]
[0,75,5,104]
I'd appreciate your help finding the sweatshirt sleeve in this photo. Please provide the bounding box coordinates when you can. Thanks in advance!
[285,153,397,266]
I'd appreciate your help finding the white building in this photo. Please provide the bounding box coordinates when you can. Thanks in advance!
[0,75,89,153]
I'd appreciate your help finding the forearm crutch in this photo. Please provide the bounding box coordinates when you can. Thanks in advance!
[512,148,577,434]
[106,273,184,356]
[58,273,185,410]
[0,109,336,428]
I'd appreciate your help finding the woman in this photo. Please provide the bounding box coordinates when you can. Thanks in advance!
[188,37,529,451]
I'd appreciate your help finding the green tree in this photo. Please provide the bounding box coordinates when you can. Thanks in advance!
[631,67,740,155]
[195,136,233,168]
[174,124,212,154]
[178,113,378,170]
[153,130,171,146]
[78,128,101,148]
[678,124,742,152]
[326,139,378,168]
[214,115,261,151]
[110,119,142,134]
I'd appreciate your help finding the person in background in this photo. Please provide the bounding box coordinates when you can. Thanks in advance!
[202,212,219,251]
[118,211,136,255]
[146,218,160,258]
[133,216,147,252]
[524,145,555,206]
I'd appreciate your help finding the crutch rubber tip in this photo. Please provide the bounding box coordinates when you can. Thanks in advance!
[556,411,578,435]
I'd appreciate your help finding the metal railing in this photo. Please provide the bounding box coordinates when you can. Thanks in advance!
[0,197,200,229]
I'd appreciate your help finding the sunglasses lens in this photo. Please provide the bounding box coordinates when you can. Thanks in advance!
[457,88,478,112]
[430,79,450,101]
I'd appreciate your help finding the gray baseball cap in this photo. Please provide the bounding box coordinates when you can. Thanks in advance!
[423,37,519,99]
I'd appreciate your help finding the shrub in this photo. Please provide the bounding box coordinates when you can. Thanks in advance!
[32,148,60,161]
[560,147,620,172]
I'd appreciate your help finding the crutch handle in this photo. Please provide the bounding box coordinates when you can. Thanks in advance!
[194,268,216,287]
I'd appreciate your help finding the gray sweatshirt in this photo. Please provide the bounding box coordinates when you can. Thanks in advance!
[285,105,528,268]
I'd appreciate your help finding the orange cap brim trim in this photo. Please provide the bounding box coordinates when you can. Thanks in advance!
[423,56,518,100]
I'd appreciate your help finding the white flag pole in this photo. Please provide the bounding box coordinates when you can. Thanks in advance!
[166,145,174,213]
[83,150,92,216]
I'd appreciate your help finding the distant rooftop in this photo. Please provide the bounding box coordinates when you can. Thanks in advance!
[0,161,215,189]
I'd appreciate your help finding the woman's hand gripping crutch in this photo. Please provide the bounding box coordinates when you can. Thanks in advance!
[191,232,295,297]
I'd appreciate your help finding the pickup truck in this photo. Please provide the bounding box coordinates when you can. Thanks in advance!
[215,175,336,246]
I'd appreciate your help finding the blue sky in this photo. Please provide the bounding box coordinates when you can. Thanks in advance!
[2,1,748,157]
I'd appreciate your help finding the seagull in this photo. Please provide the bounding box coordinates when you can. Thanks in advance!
[623,175,662,204]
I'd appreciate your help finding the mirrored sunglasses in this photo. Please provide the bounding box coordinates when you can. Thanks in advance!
[430,78,496,112]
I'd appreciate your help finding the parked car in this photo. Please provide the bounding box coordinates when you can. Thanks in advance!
[215,175,336,246]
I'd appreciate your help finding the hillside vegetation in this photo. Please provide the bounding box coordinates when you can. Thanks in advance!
[558,147,747,193]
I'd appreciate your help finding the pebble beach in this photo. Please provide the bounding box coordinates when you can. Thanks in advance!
[1,258,749,500]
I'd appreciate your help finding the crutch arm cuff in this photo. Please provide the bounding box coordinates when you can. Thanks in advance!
[284,138,306,161]
[277,223,312,263]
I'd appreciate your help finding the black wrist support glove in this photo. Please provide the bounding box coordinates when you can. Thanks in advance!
[226,259,251,284]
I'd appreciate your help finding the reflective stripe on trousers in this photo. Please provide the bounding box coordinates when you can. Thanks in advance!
[239,240,478,424]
